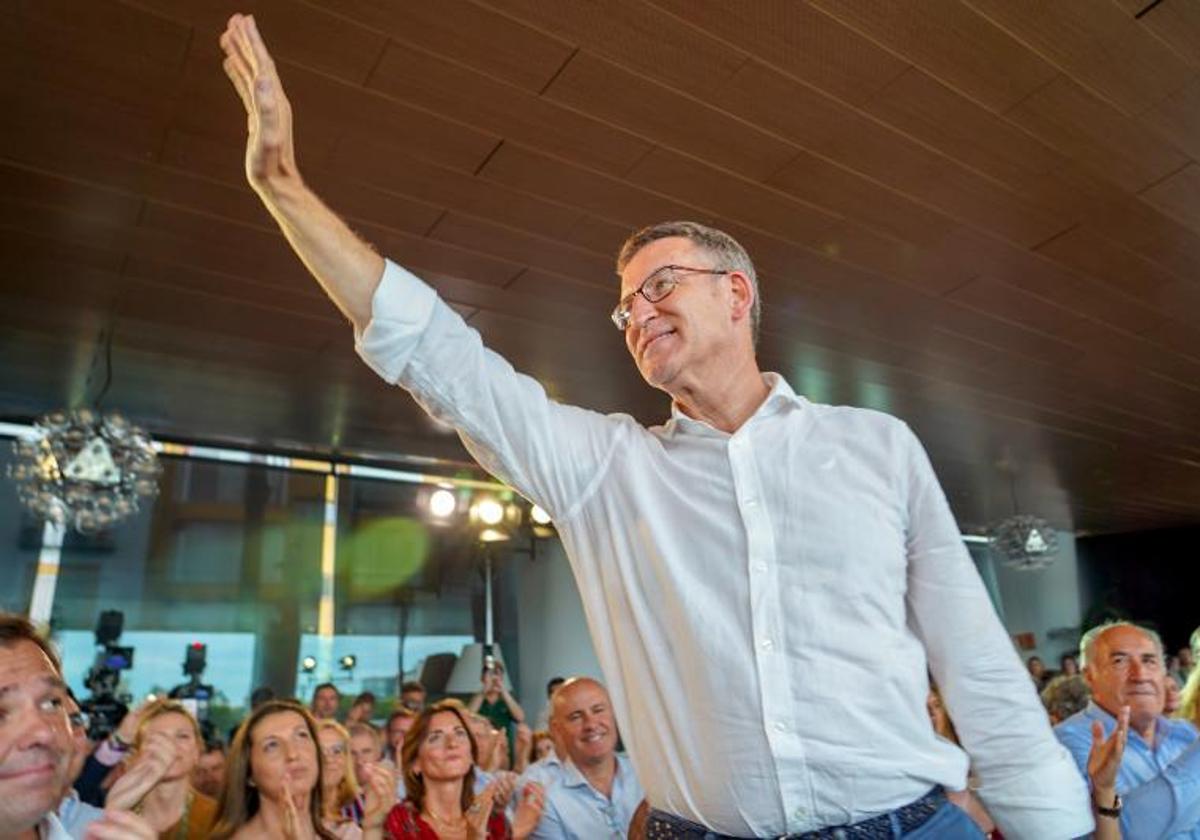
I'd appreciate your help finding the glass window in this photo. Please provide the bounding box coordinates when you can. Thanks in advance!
[49,456,326,734]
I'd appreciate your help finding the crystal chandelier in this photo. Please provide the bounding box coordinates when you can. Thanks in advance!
[9,327,161,533]
[10,408,161,534]
[988,463,1060,571]
[989,513,1059,570]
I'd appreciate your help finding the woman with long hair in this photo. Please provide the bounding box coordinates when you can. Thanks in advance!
[124,698,218,838]
[384,700,544,839]
[211,699,393,840]
[317,719,365,838]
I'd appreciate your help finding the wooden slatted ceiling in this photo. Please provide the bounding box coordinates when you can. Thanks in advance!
[2,0,1200,536]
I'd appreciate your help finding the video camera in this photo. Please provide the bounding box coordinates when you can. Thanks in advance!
[80,610,133,739]
[169,642,217,741]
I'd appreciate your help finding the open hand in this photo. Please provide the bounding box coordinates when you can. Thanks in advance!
[218,14,301,196]
[1088,705,1129,795]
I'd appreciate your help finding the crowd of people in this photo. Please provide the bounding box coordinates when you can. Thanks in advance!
[4,11,1193,837]
[3,607,1198,839]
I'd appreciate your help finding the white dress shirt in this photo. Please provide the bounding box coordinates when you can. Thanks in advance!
[356,260,1092,839]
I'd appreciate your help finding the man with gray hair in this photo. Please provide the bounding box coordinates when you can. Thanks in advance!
[1056,621,1200,838]
[219,14,1091,838]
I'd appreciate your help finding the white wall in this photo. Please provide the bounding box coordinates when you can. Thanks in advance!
[513,538,603,726]
[989,530,1084,667]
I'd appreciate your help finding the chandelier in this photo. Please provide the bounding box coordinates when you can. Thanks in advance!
[8,327,161,533]
[989,513,1059,570]
[10,408,161,534]
[988,462,1060,571]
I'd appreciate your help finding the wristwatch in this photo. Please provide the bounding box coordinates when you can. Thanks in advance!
[1095,792,1122,819]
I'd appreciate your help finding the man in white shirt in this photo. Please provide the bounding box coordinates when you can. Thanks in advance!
[218,14,1092,838]
[0,613,156,840]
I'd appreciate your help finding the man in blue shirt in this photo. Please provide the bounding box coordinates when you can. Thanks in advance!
[1056,622,1200,839]
[525,678,643,840]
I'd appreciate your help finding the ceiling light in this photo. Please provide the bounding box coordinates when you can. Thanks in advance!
[474,498,504,526]
[991,514,1059,570]
[429,488,456,517]
[10,408,161,533]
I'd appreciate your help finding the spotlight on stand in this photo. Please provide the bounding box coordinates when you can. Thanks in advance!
[169,642,214,739]
[301,655,317,674]
[339,654,357,673]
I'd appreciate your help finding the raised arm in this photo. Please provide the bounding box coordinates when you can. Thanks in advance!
[219,13,383,331]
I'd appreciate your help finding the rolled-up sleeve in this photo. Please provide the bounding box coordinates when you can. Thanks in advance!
[901,426,1093,839]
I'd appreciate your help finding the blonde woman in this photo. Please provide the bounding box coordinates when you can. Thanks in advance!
[122,699,219,838]
[1176,665,1200,729]
[317,719,365,838]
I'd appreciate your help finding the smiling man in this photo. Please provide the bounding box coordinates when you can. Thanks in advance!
[525,678,642,840]
[0,614,157,840]
[219,13,1092,838]
[0,615,74,840]
[1056,622,1200,838]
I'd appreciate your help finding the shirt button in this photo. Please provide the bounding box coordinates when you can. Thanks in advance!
[744,497,758,507]
[774,721,787,733]
[754,563,767,573]
[794,808,806,819]
[760,638,774,650]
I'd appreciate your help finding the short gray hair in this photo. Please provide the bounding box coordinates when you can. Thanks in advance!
[1079,621,1164,669]
[616,221,761,346]
[1041,674,1091,722]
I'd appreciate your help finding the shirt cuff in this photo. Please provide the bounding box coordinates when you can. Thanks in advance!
[976,743,1095,839]
[93,738,125,766]
[353,259,439,384]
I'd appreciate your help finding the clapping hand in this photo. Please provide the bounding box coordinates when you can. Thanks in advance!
[511,782,546,840]
[1088,705,1129,802]
[105,730,177,811]
[84,810,158,840]
[465,783,497,840]
[280,774,304,840]
[360,762,398,830]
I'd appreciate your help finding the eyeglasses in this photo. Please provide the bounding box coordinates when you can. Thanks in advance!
[321,744,347,758]
[611,265,729,331]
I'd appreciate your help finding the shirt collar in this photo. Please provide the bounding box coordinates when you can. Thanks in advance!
[39,812,72,840]
[562,755,621,792]
[1084,700,1173,747]
[666,372,803,436]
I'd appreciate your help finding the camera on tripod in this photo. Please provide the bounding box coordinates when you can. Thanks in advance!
[169,642,217,741]
[80,610,133,739]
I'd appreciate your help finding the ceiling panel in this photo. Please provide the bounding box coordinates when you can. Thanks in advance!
[2,0,1199,536]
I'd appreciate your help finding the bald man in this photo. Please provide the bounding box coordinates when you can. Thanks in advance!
[521,678,642,840]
